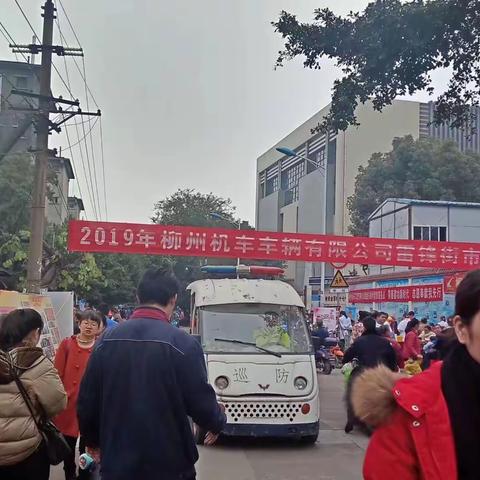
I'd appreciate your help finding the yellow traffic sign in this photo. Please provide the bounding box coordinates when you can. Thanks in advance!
[330,270,349,289]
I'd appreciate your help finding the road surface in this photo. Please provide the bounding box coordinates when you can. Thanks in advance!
[52,372,367,480]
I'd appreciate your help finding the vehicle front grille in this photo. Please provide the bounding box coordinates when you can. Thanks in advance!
[224,402,302,422]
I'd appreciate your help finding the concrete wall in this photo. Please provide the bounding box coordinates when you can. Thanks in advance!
[256,104,331,174]
[338,100,421,234]
[257,191,280,231]
[449,207,480,241]
[297,168,325,234]
[411,205,448,231]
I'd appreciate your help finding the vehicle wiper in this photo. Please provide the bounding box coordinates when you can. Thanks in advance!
[214,338,282,358]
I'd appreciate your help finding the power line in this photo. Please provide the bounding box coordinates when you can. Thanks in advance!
[63,121,88,220]
[57,0,81,47]
[0,20,28,62]
[13,0,40,40]
[0,25,18,61]
[54,2,99,109]
[64,120,99,219]
[81,56,102,219]
[54,8,102,220]
[81,116,100,220]
[12,0,77,102]
[99,117,108,221]
[61,117,99,151]
[55,18,97,221]
[8,1,100,222]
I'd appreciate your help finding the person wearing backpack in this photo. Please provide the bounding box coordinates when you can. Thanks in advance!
[54,310,101,480]
[0,308,67,480]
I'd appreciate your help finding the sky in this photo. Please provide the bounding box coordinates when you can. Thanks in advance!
[1,0,448,225]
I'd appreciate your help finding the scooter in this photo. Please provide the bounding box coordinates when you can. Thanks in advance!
[315,346,333,375]
[330,344,345,369]
[312,336,334,374]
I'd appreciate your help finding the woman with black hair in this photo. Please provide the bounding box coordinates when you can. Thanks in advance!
[354,269,480,479]
[403,318,422,362]
[342,316,398,433]
[0,308,67,480]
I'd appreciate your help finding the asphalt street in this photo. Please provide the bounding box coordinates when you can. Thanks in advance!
[51,371,367,480]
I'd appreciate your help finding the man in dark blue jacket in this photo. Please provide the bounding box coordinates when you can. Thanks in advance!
[77,268,226,480]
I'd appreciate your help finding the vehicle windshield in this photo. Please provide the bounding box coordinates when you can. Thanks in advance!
[200,303,311,354]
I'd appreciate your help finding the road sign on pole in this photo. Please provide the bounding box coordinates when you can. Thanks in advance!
[330,270,349,291]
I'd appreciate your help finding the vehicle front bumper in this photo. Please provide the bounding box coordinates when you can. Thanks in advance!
[222,421,319,438]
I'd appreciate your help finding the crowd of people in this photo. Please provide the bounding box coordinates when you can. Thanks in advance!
[338,270,480,479]
[0,267,479,480]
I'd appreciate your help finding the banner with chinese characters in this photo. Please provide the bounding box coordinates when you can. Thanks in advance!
[349,284,443,304]
[68,220,480,270]
[0,290,61,360]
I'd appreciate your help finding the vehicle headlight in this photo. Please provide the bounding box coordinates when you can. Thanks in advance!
[215,376,229,390]
[294,376,308,390]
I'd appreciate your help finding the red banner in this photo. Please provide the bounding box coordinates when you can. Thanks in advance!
[349,284,443,304]
[68,220,480,270]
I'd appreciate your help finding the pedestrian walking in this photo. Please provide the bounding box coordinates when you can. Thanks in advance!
[338,311,353,350]
[98,304,118,331]
[342,316,397,434]
[353,269,480,480]
[54,310,101,480]
[398,311,416,337]
[77,267,226,480]
[378,325,404,369]
[0,308,67,480]
[402,319,422,361]
[351,317,365,343]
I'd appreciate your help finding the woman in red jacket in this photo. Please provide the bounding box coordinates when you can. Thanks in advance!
[402,318,422,361]
[352,269,480,480]
[54,310,101,480]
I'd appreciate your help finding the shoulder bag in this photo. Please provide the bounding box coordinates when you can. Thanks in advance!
[12,367,71,465]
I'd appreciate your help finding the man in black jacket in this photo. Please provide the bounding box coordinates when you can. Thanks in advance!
[78,268,226,480]
[342,316,397,434]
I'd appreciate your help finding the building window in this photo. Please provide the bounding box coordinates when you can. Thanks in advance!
[316,148,325,168]
[265,176,278,196]
[15,76,28,90]
[413,225,447,241]
[281,161,304,190]
[281,161,304,206]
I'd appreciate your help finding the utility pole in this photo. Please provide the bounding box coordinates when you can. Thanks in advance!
[26,0,54,293]
[10,0,101,293]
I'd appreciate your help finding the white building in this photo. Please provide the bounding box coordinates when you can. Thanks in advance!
[369,198,480,275]
[256,99,480,291]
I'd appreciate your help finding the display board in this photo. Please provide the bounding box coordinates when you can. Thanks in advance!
[0,290,61,359]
